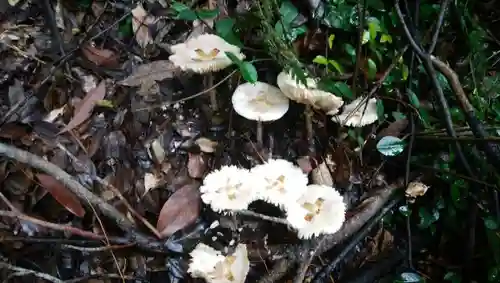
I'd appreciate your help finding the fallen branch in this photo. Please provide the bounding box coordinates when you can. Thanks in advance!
[0,261,63,283]
[0,142,162,252]
[258,179,404,283]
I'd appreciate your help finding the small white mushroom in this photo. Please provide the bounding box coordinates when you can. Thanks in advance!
[231,82,290,146]
[332,96,379,127]
[169,33,245,112]
[276,71,344,115]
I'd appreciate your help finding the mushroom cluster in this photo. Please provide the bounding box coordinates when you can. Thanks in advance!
[188,243,250,283]
[199,159,346,239]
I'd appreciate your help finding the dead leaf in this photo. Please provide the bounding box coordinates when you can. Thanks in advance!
[377,118,408,139]
[405,181,430,199]
[82,45,119,67]
[311,162,333,186]
[59,81,106,134]
[296,156,313,174]
[187,153,207,178]
[131,4,157,48]
[195,137,218,153]
[156,183,201,238]
[36,174,85,217]
[118,60,177,96]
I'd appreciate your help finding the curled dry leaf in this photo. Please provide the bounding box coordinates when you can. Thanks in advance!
[131,4,157,48]
[156,183,201,238]
[405,181,430,199]
[59,80,106,134]
[311,162,334,186]
[187,153,207,178]
[118,60,177,96]
[82,45,119,67]
[195,137,218,153]
[36,173,85,217]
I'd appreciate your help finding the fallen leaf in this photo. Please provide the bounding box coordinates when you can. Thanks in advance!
[157,183,201,238]
[59,81,106,134]
[405,181,430,199]
[377,118,408,139]
[143,172,162,197]
[82,45,119,67]
[195,137,218,153]
[187,153,207,178]
[311,162,333,186]
[296,156,313,174]
[118,60,177,96]
[36,174,85,217]
[131,4,157,48]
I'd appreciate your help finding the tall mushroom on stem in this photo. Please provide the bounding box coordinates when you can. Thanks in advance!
[277,71,344,151]
[169,33,245,113]
[231,82,290,147]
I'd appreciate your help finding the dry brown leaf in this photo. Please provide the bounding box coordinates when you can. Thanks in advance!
[131,4,157,48]
[118,60,177,96]
[187,153,207,178]
[311,162,333,186]
[59,81,106,134]
[156,183,201,238]
[296,156,313,174]
[82,45,118,67]
[36,173,85,217]
[377,118,408,139]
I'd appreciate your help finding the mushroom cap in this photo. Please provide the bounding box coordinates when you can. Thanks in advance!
[169,33,245,73]
[231,82,290,122]
[332,96,378,127]
[286,184,346,239]
[277,71,344,115]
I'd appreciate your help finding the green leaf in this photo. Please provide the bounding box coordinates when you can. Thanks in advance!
[450,182,461,205]
[408,89,421,108]
[398,205,411,217]
[392,111,406,120]
[484,217,499,230]
[376,136,405,156]
[328,34,335,49]
[196,9,219,20]
[367,17,381,42]
[225,51,243,65]
[418,207,439,229]
[171,2,190,12]
[274,22,307,42]
[328,60,344,74]
[444,271,461,283]
[319,81,353,99]
[279,0,299,25]
[313,55,328,65]
[361,30,370,45]
[239,62,258,83]
[367,58,377,80]
[376,100,385,120]
[215,19,243,47]
[176,9,198,20]
[344,43,356,59]
[401,64,409,81]
[397,272,424,282]
[380,34,393,43]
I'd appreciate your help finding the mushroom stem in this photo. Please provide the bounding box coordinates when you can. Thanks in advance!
[257,121,263,147]
[305,105,314,151]
[205,74,219,112]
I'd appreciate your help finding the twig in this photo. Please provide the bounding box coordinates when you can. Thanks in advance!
[0,261,63,283]
[0,142,162,252]
[61,243,133,252]
[55,143,162,239]
[237,210,291,227]
[395,0,475,177]
[428,0,451,54]
[312,196,402,282]
[0,210,104,240]
[258,179,405,283]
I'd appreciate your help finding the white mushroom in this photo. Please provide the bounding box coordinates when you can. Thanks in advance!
[286,184,346,239]
[169,33,245,112]
[188,243,250,283]
[276,71,344,115]
[332,96,378,127]
[169,33,244,73]
[231,82,290,146]
[200,166,256,213]
[250,159,309,210]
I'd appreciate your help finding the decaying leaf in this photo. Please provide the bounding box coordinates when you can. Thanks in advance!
[59,81,106,134]
[187,153,207,178]
[157,183,201,238]
[195,137,218,153]
[82,45,119,67]
[296,156,313,174]
[36,174,85,217]
[405,181,430,200]
[311,162,333,186]
[118,60,177,96]
[131,4,157,48]
[144,172,162,197]
[377,118,408,139]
